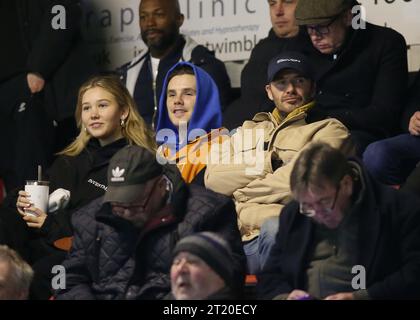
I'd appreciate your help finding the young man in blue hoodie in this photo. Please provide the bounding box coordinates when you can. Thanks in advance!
[156,62,226,185]
[118,0,231,128]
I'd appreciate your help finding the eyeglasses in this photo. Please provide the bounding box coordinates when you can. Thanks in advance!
[306,14,342,37]
[112,178,159,212]
[272,77,309,91]
[299,185,340,217]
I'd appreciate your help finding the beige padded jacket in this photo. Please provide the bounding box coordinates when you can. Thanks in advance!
[205,109,352,241]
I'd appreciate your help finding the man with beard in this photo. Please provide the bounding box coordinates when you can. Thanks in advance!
[118,0,232,128]
[223,0,313,130]
[205,51,351,275]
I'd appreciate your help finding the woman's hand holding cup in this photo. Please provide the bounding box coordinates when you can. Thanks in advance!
[16,190,48,228]
[16,190,32,215]
[22,207,47,228]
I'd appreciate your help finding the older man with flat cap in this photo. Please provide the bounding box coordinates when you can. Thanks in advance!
[55,145,246,300]
[295,0,408,155]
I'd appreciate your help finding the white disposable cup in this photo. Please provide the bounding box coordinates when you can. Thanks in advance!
[25,181,49,216]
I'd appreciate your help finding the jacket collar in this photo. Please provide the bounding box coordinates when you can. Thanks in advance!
[125,35,198,95]
[313,24,363,77]
[180,35,198,61]
[252,101,315,127]
[158,35,185,62]
[95,202,138,232]
[272,101,315,124]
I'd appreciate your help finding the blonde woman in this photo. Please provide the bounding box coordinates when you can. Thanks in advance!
[2,75,155,299]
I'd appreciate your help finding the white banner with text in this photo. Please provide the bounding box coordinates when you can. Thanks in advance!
[80,0,420,71]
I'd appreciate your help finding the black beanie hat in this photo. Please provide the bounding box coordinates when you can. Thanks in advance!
[172,232,234,288]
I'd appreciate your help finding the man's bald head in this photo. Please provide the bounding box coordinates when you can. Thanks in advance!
[140,0,181,16]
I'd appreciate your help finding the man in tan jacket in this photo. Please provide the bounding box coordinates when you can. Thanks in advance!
[205,51,352,274]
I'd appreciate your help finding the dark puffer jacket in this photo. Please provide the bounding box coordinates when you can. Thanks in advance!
[56,182,246,300]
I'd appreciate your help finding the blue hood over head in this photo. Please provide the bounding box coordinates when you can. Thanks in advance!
[156,61,222,149]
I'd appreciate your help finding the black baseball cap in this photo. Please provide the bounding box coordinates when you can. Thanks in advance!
[267,51,314,83]
[103,145,163,204]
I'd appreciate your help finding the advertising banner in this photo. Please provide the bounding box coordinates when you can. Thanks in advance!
[80,0,420,71]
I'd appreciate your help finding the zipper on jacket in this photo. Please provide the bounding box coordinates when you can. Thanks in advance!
[149,55,159,130]
[152,78,157,130]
